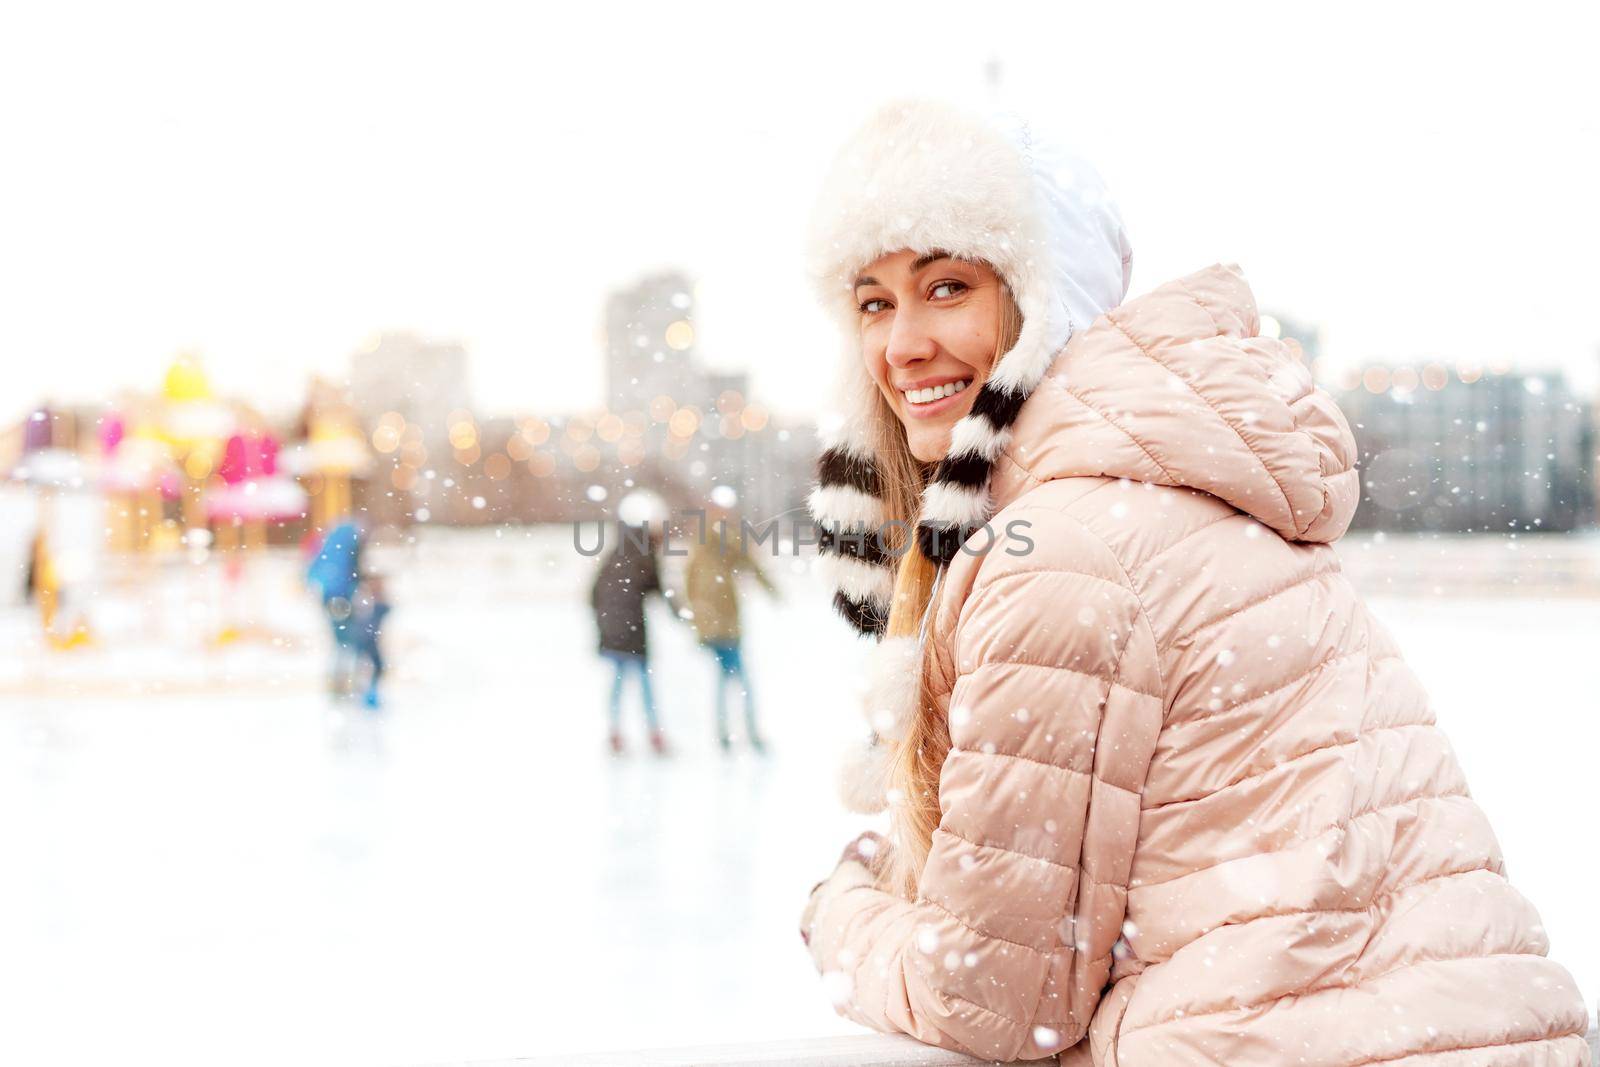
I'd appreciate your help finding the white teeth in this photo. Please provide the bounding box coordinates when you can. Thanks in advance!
[903,379,970,405]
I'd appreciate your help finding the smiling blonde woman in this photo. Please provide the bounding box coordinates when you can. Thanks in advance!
[798,99,1588,1066]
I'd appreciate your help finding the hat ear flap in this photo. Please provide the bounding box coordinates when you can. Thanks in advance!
[809,335,895,639]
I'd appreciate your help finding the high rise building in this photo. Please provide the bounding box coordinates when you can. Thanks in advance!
[600,271,811,523]
[604,271,702,414]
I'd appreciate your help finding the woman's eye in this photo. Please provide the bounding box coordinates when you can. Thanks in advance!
[858,298,889,314]
[930,281,967,300]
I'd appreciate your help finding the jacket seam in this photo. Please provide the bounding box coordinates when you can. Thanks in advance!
[938,984,1100,1059]
[947,746,1140,793]
[1057,380,1181,483]
[1036,512,1167,702]
[945,495,1123,670]
[934,988,1038,1047]
[1146,717,1431,814]
[954,658,1162,701]
[1169,562,1343,649]
[1132,510,1248,575]
[916,893,1052,956]
[1155,644,1368,745]
[935,823,1082,873]
[1214,861,1496,925]
[908,906,1103,1051]
[989,447,1044,505]
[985,455,1117,523]
[961,471,1167,702]
[1342,1031,1586,1067]
[1119,950,1575,1043]
[973,565,1133,597]
[1133,789,1471,891]
[1040,576,1144,1033]
[910,928,1115,1048]
[1127,863,1498,990]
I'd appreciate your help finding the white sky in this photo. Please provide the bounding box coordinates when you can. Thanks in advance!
[3,1,1597,423]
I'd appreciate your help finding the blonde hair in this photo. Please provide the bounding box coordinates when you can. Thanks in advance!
[877,284,1024,899]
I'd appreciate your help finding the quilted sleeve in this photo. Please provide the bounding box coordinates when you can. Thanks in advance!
[804,516,1164,1062]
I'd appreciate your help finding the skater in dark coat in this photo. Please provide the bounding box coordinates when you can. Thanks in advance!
[589,520,668,755]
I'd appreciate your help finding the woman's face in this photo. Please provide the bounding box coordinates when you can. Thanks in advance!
[854,250,1002,463]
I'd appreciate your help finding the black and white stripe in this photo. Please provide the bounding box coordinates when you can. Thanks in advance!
[808,366,1053,636]
[809,443,894,637]
[912,376,1036,566]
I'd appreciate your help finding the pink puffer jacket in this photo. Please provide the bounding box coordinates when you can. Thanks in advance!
[804,264,1590,1065]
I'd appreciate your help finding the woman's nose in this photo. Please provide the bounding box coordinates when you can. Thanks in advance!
[884,306,937,368]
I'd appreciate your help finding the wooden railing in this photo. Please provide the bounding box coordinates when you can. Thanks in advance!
[464,1021,1600,1066]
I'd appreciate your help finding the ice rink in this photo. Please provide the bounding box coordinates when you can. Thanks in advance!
[0,528,1594,1065]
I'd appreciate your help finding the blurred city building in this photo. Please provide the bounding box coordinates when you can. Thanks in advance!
[349,332,472,448]
[343,270,815,533]
[1329,363,1595,533]
[601,269,814,526]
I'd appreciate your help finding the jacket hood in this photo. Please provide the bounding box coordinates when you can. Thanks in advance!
[988,262,1361,539]
[805,98,1134,636]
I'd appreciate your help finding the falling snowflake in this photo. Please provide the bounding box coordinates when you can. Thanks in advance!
[820,969,853,1008]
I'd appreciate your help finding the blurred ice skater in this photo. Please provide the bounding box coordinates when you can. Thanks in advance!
[305,518,363,699]
[683,503,779,753]
[590,490,671,757]
[348,568,391,709]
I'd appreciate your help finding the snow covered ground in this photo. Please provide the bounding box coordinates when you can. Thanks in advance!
[0,526,1594,1065]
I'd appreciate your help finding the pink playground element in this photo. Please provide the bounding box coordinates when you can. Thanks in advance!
[207,432,307,523]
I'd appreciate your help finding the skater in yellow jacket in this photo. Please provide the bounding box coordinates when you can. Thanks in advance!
[682,511,778,752]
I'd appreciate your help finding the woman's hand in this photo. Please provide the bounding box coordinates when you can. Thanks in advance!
[836,829,889,877]
[801,831,890,947]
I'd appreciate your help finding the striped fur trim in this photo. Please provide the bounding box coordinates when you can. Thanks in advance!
[817,551,893,609]
[808,437,895,637]
[914,377,1034,564]
[806,483,883,532]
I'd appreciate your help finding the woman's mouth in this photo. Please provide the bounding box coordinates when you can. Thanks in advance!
[899,378,972,419]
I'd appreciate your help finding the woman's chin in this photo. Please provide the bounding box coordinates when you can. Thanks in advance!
[906,424,955,464]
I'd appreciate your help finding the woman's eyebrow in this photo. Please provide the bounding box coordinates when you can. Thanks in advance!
[853,251,957,290]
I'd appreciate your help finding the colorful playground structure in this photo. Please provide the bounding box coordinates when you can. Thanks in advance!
[6,353,371,652]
